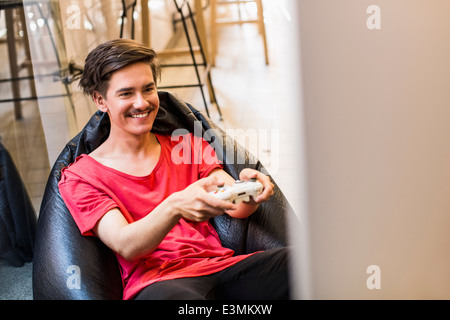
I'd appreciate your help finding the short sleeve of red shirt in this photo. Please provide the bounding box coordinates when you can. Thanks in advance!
[59,172,118,236]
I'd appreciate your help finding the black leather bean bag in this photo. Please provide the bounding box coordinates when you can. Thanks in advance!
[0,142,36,267]
[32,91,292,299]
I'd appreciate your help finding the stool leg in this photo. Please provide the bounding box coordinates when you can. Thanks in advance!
[141,0,151,47]
[120,0,126,38]
[207,72,222,120]
[18,6,37,98]
[194,0,215,104]
[5,8,22,120]
[190,1,222,118]
[194,0,209,62]
[210,0,217,66]
[256,0,269,65]
[177,0,211,117]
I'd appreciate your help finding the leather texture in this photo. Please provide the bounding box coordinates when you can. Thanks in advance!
[32,91,293,300]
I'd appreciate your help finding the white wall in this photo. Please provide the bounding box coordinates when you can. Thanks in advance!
[295,0,450,299]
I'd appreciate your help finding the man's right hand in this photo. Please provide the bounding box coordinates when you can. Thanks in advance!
[168,175,237,222]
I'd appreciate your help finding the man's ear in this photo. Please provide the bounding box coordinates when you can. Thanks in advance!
[92,91,108,112]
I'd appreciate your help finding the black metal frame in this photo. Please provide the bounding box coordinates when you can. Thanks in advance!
[120,0,138,39]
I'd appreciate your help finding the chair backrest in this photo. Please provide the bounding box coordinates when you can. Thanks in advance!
[32,91,290,299]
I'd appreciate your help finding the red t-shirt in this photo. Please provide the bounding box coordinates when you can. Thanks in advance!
[58,133,254,299]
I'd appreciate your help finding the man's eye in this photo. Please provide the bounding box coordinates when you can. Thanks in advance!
[120,92,132,97]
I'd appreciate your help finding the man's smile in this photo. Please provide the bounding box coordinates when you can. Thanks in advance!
[128,106,157,119]
[130,112,149,118]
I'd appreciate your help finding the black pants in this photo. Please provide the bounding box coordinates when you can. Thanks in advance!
[134,247,290,300]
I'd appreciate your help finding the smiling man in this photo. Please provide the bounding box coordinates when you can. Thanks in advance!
[58,39,290,300]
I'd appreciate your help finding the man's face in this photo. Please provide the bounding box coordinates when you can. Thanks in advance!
[94,62,160,138]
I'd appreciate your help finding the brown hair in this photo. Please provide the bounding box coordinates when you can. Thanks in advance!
[79,38,161,98]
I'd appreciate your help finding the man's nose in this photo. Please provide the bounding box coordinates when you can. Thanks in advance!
[133,92,149,109]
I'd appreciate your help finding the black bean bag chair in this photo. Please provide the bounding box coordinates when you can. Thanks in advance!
[32,91,293,299]
[0,142,36,267]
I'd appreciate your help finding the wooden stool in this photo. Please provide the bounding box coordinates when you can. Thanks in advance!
[210,0,269,65]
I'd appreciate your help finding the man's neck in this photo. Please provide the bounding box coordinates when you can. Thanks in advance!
[89,132,161,177]
[107,131,158,156]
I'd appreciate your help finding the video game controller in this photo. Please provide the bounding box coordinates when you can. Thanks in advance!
[209,178,263,204]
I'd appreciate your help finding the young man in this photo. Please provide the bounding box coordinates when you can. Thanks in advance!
[59,39,290,300]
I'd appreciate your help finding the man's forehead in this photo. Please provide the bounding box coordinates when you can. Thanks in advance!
[108,63,154,85]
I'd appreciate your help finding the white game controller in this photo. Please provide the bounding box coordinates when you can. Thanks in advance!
[209,178,263,204]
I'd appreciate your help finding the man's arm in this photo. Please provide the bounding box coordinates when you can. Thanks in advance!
[93,175,235,261]
[93,169,273,261]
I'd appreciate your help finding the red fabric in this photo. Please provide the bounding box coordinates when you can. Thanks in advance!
[59,133,254,299]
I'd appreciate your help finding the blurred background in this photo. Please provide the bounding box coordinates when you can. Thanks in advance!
[2,0,450,300]
[0,0,304,299]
